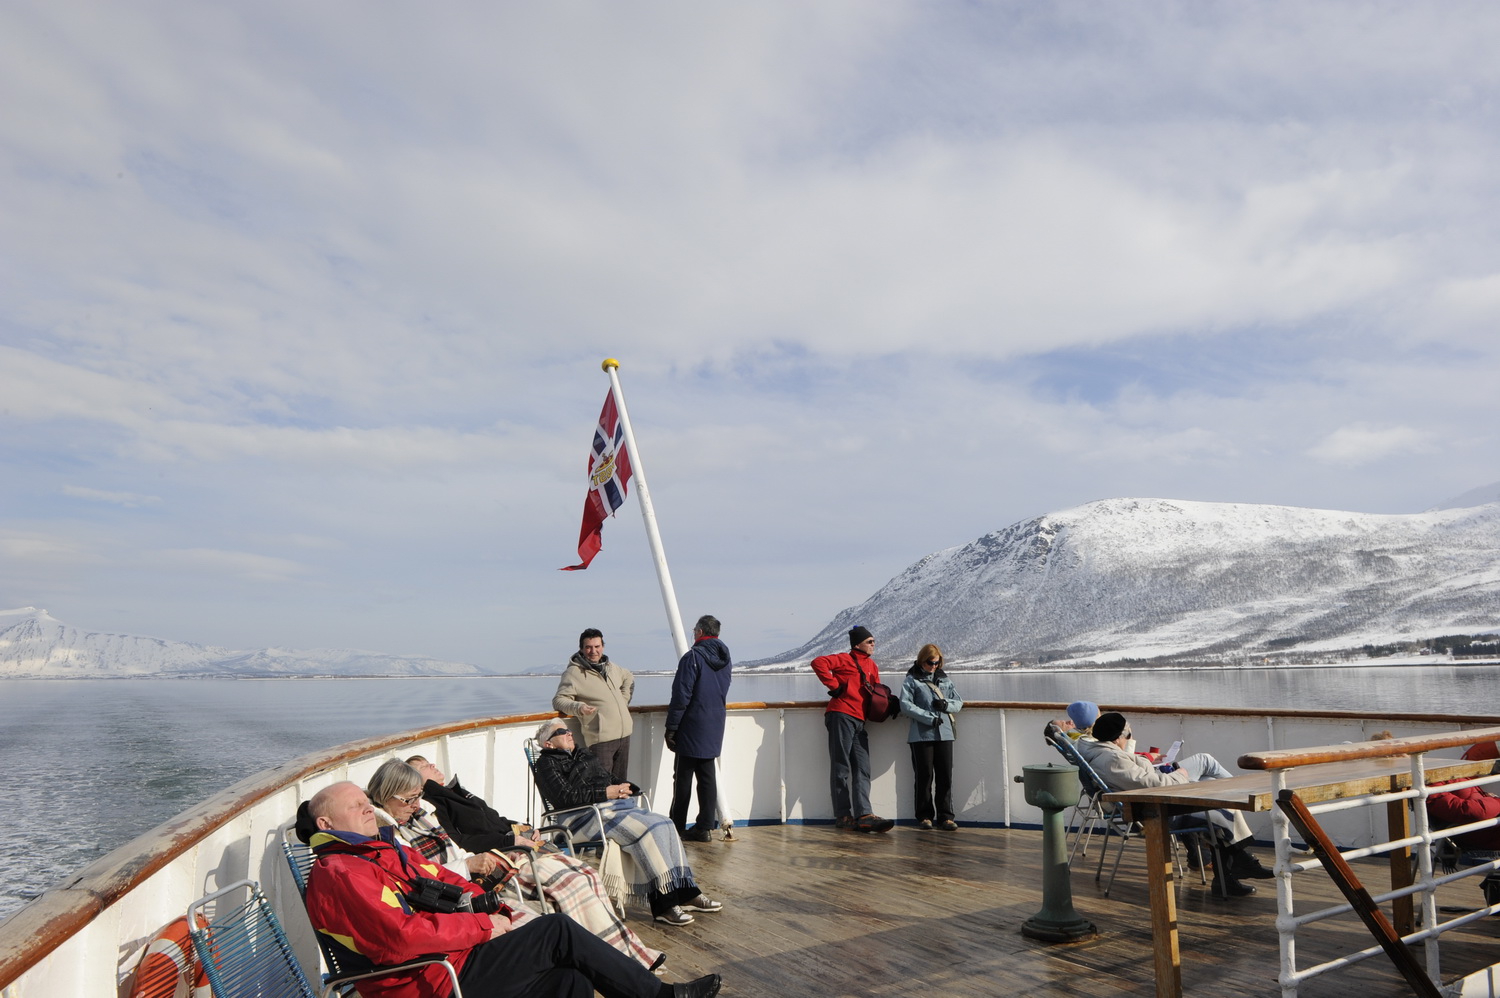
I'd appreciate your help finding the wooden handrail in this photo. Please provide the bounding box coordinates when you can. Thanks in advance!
[1238,725,1500,770]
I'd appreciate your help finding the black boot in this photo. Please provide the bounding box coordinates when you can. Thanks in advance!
[1227,840,1274,880]
[1212,867,1256,898]
[670,975,722,998]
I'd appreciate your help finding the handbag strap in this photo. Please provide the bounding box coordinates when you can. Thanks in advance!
[921,678,954,733]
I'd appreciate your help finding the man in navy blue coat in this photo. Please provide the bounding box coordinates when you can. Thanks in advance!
[664,615,733,842]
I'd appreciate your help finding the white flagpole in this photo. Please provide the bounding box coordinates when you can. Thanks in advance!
[603,360,732,838]
[601,359,689,658]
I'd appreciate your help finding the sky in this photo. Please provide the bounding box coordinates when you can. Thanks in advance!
[2,2,1498,673]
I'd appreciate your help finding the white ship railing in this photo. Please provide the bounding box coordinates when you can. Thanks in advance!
[1,701,1496,997]
[1239,734,1500,998]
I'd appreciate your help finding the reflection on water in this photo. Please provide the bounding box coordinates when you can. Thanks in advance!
[1,664,1495,921]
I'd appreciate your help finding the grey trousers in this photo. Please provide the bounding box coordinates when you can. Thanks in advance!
[825,711,870,819]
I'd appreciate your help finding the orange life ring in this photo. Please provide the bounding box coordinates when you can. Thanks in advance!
[130,915,211,998]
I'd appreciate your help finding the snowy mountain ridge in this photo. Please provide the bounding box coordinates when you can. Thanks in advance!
[760,496,1500,667]
[0,607,497,678]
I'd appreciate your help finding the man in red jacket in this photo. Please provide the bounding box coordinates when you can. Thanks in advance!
[302,781,720,998]
[811,626,895,833]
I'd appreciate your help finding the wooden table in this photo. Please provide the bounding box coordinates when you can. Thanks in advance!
[1103,756,1496,998]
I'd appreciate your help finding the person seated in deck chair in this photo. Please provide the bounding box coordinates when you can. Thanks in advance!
[532,720,723,927]
[408,755,539,857]
[299,781,721,998]
[1428,779,1500,851]
[364,758,664,972]
[1044,701,1100,744]
[1076,711,1273,897]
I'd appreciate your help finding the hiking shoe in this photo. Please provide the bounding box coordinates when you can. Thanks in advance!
[834,815,855,830]
[673,974,722,998]
[682,894,722,913]
[938,819,959,831]
[654,906,695,925]
[854,814,895,833]
[917,819,933,830]
[1230,853,1274,879]
[683,825,713,842]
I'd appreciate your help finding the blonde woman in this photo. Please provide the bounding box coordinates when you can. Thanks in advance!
[898,643,964,830]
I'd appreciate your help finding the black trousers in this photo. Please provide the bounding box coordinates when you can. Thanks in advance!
[670,754,717,831]
[909,740,954,823]
[456,912,662,998]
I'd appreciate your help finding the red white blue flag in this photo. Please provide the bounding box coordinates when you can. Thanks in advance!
[561,390,633,570]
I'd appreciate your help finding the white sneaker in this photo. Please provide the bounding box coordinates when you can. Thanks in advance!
[654,906,694,925]
[682,894,722,913]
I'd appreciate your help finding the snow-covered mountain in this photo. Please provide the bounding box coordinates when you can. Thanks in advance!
[0,607,498,678]
[760,497,1500,667]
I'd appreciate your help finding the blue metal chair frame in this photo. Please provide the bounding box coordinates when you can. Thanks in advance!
[279,830,465,998]
[187,879,316,998]
[1048,731,1217,896]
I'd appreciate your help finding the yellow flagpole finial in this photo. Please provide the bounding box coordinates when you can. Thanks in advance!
[601,358,620,371]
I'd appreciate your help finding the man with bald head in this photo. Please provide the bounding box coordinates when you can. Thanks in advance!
[300,782,721,998]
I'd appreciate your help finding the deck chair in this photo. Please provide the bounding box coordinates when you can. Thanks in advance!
[1048,731,1217,896]
[186,879,318,998]
[1046,725,1111,861]
[523,737,646,913]
[278,831,465,998]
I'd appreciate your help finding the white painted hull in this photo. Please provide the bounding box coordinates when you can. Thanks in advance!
[0,701,1486,996]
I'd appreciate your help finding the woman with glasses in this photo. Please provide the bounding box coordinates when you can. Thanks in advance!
[898,643,965,831]
[364,759,664,971]
[532,722,723,927]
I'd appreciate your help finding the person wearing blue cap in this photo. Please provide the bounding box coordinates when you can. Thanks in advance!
[1066,701,1099,735]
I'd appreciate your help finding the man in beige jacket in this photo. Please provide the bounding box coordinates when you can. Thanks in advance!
[553,628,636,781]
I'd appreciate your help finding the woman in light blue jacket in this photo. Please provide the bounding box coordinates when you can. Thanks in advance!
[898,643,964,830]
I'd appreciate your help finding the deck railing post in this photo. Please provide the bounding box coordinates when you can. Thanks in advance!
[1409,752,1442,984]
[1273,768,1299,998]
[999,709,1012,828]
[778,709,787,824]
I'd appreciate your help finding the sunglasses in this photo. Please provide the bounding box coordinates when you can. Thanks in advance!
[547,729,572,740]
[926,658,942,666]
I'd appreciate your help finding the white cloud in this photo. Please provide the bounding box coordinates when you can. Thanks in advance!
[61,486,162,508]
[155,548,309,585]
[1308,425,1432,466]
[0,1,1497,665]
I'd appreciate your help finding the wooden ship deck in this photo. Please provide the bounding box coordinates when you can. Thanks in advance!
[628,823,1500,998]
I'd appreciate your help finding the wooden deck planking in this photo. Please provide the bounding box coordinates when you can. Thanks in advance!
[619,824,1500,998]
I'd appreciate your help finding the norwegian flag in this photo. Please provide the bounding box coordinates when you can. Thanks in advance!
[561,390,633,570]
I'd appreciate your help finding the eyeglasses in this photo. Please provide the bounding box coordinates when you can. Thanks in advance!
[925,658,941,666]
[547,729,572,740]
[392,791,422,806]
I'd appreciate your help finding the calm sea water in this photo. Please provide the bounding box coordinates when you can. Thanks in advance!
[2,664,1498,921]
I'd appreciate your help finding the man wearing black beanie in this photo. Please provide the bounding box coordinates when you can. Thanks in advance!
[810,626,895,833]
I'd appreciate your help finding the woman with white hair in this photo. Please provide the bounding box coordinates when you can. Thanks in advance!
[534,720,723,927]
[364,758,664,971]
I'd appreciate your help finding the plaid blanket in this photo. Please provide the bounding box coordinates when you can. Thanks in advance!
[555,800,695,902]
[389,807,660,969]
[528,852,660,969]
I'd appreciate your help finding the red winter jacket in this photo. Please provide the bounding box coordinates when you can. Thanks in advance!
[305,829,494,998]
[811,649,881,721]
